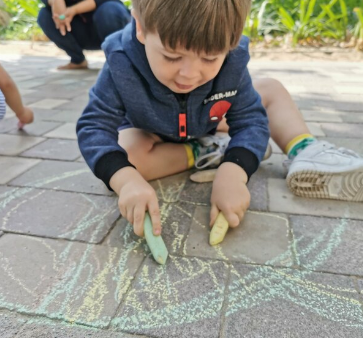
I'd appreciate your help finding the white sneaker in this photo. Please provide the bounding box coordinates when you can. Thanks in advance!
[194,133,272,169]
[194,132,231,169]
[286,140,363,202]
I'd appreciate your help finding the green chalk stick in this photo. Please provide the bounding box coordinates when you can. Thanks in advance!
[144,212,168,265]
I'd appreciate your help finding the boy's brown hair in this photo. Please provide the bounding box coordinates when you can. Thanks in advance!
[132,0,251,54]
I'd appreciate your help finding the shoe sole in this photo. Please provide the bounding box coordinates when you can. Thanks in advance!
[287,169,363,202]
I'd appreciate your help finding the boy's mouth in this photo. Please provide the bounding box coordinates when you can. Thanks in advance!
[175,82,193,90]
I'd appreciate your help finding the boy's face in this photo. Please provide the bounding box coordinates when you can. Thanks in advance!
[135,21,227,93]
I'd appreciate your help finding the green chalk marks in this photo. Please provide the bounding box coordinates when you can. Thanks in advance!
[144,212,168,265]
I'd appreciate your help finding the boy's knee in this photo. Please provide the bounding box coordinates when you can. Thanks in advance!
[118,130,156,161]
[254,78,285,107]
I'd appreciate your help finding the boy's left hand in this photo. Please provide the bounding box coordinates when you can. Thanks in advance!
[210,162,250,228]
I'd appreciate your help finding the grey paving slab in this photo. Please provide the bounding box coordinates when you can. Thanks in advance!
[320,122,363,138]
[8,160,110,195]
[9,121,62,137]
[20,139,81,161]
[223,264,363,337]
[0,311,26,338]
[0,186,118,242]
[185,207,293,266]
[44,123,77,140]
[0,234,144,328]
[111,256,229,338]
[291,215,363,276]
[306,122,326,136]
[28,83,91,100]
[46,109,82,123]
[268,178,363,220]
[29,99,70,110]
[56,95,90,111]
[318,137,363,156]
[302,110,363,123]
[0,156,40,184]
[16,319,146,338]
[0,117,18,133]
[0,134,45,156]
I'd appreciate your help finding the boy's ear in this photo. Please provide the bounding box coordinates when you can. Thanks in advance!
[131,9,145,45]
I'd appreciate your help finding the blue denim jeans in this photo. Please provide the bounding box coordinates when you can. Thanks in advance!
[37,1,130,64]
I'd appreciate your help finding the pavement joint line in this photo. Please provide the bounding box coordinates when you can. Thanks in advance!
[3,183,114,198]
[108,255,149,329]
[172,253,363,279]
[97,215,123,245]
[217,263,232,338]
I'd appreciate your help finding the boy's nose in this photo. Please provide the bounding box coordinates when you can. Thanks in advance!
[179,61,199,80]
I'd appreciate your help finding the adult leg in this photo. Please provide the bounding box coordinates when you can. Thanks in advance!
[92,1,131,42]
[37,7,88,69]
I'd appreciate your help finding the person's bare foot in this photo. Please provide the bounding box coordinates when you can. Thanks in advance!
[57,60,88,70]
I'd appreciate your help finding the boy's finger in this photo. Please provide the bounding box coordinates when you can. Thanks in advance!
[148,201,161,236]
[224,212,240,228]
[209,204,219,227]
[133,205,145,237]
[126,206,134,226]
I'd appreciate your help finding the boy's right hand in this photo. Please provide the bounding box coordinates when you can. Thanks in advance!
[111,167,162,237]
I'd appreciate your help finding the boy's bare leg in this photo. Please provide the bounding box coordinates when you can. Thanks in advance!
[217,78,309,152]
[118,128,189,181]
[253,78,310,152]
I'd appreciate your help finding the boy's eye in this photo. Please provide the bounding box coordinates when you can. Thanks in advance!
[202,58,217,64]
[163,55,181,63]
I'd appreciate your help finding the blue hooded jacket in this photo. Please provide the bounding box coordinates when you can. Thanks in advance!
[76,21,270,190]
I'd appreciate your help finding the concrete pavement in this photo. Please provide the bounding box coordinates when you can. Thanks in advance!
[0,50,363,337]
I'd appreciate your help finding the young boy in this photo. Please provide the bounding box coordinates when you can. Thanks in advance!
[77,0,363,238]
[0,64,34,126]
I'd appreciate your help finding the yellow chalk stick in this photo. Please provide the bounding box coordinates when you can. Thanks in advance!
[209,212,229,246]
[144,212,168,265]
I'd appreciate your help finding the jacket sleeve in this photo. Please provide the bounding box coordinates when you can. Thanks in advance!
[223,66,270,179]
[76,62,134,190]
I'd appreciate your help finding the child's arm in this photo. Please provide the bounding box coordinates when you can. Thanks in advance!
[0,64,34,124]
[77,62,161,237]
[210,162,250,227]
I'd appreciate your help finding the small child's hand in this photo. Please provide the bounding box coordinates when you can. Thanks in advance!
[17,106,34,125]
[210,162,250,228]
[116,168,161,237]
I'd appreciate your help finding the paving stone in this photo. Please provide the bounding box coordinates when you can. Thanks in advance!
[0,186,119,242]
[0,117,18,133]
[0,231,3,237]
[306,122,325,136]
[111,256,228,338]
[223,264,363,337]
[150,171,191,203]
[9,121,62,136]
[8,160,111,195]
[268,178,363,220]
[56,95,90,111]
[185,207,293,266]
[16,320,145,338]
[0,234,144,327]
[18,79,48,90]
[318,137,363,156]
[320,122,363,139]
[29,83,90,100]
[0,134,45,156]
[302,110,363,123]
[20,139,81,161]
[0,311,27,338]
[46,109,82,123]
[29,99,69,110]
[334,85,363,95]
[0,156,40,184]
[291,215,363,276]
[44,123,77,140]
